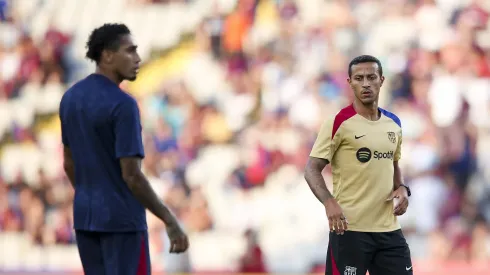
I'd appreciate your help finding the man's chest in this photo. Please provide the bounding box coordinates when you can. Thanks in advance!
[337,123,400,162]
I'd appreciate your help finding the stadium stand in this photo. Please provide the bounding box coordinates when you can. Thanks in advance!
[1,0,490,273]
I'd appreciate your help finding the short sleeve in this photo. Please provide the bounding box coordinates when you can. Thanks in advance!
[394,131,402,161]
[114,100,145,159]
[309,118,341,162]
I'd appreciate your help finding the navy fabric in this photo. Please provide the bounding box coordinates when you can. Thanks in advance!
[60,74,146,232]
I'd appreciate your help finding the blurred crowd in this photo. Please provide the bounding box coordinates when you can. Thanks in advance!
[0,0,74,247]
[1,0,490,273]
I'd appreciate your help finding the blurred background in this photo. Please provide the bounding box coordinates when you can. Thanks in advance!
[1,0,490,274]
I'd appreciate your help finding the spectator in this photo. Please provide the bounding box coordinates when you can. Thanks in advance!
[1,0,490,272]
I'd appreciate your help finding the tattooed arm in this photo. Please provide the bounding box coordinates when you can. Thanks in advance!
[304,156,347,234]
[304,157,333,204]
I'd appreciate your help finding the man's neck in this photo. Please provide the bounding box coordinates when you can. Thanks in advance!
[353,100,379,121]
[95,67,121,85]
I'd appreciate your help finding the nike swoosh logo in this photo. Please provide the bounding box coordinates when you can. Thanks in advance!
[355,135,366,139]
[406,266,412,271]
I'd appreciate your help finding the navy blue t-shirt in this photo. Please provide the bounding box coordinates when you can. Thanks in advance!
[59,74,147,232]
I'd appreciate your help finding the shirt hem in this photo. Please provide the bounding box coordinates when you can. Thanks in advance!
[116,152,145,159]
[309,153,330,162]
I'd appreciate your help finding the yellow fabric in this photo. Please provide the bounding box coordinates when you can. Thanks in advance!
[201,113,232,143]
[310,105,403,232]
[127,41,195,97]
[255,0,279,25]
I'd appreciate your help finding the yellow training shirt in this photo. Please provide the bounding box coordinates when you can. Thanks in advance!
[310,104,402,232]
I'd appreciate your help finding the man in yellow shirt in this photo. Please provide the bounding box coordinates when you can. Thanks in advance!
[305,55,413,275]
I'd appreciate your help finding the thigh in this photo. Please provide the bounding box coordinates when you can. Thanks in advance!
[326,231,374,275]
[75,230,105,275]
[101,231,151,275]
[369,230,413,275]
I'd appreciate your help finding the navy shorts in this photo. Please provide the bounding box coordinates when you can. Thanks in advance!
[326,229,413,275]
[75,230,151,275]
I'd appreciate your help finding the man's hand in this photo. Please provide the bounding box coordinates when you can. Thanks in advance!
[324,198,348,235]
[166,222,189,253]
[387,186,409,216]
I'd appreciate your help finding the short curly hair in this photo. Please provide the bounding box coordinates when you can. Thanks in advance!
[85,23,131,64]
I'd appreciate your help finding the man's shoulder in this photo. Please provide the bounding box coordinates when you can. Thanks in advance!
[64,75,136,105]
[60,75,96,102]
[110,93,139,121]
[67,74,97,91]
[329,104,357,137]
[59,80,81,110]
[379,107,402,128]
[114,92,138,110]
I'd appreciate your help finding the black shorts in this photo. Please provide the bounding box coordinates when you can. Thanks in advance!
[326,229,413,275]
[76,230,151,275]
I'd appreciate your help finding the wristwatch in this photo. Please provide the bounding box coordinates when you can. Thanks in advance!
[399,184,411,197]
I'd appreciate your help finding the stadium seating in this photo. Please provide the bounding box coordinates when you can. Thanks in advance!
[1,0,490,273]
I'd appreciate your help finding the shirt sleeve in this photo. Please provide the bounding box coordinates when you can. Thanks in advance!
[113,99,145,159]
[394,130,402,161]
[309,118,341,162]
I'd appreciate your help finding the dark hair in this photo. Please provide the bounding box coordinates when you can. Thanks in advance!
[85,23,131,64]
[348,55,383,77]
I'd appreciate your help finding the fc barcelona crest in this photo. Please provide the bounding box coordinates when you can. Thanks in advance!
[387,132,396,143]
[344,266,357,275]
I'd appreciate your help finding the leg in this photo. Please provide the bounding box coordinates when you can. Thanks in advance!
[75,230,105,275]
[100,231,151,275]
[369,229,413,275]
[326,231,374,275]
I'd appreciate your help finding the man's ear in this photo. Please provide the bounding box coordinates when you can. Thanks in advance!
[101,49,114,64]
[380,75,385,87]
[347,77,353,89]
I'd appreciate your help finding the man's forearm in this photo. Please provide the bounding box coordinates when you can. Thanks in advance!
[304,168,334,204]
[125,173,178,226]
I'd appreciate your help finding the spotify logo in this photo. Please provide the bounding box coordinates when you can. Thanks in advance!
[356,147,372,163]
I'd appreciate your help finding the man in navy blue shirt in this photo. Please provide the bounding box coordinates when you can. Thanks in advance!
[59,23,189,275]
[0,0,7,21]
